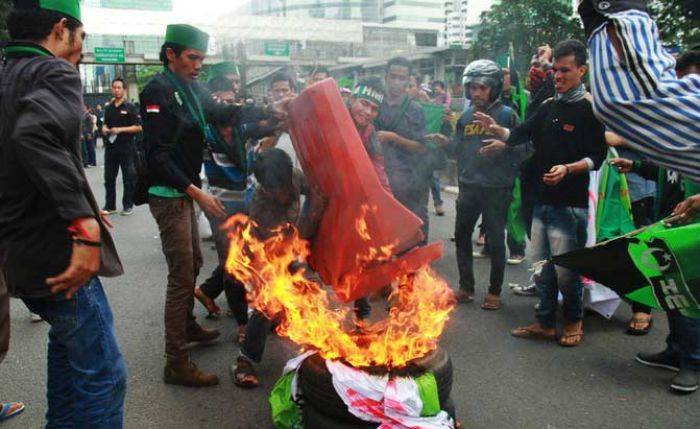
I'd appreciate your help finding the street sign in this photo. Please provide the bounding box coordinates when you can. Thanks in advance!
[264,41,291,57]
[95,47,126,63]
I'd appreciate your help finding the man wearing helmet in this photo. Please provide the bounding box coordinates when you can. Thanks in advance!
[446,59,523,311]
[477,40,607,347]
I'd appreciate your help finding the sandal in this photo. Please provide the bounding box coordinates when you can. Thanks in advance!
[559,322,584,347]
[232,357,260,389]
[626,314,653,336]
[511,323,556,340]
[0,402,25,422]
[455,290,474,304]
[481,294,501,311]
[194,287,221,318]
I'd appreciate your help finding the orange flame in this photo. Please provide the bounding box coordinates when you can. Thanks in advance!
[224,210,455,369]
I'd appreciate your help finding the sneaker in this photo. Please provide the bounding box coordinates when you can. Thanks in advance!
[513,283,537,296]
[435,205,445,216]
[507,254,526,265]
[670,368,699,394]
[635,351,680,372]
[163,360,219,387]
[120,208,134,216]
[101,208,117,215]
[473,250,490,258]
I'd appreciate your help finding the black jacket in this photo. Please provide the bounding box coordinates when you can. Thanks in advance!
[140,72,272,193]
[0,42,123,298]
[507,97,607,208]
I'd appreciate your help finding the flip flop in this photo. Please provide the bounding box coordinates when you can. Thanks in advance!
[626,316,653,336]
[511,324,556,340]
[0,402,25,422]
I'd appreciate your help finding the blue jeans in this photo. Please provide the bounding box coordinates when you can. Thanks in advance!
[23,278,126,428]
[430,172,443,207]
[530,205,588,328]
[666,311,700,371]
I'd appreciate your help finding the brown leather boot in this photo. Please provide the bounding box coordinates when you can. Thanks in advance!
[163,360,219,387]
[186,322,220,344]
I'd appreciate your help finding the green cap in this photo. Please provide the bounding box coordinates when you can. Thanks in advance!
[210,61,240,78]
[165,24,209,53]
[13,0,82,23]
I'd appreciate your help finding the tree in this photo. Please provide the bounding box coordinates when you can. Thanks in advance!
[471,0,584,76]
[0,0,11,42]
[649,0,699,49]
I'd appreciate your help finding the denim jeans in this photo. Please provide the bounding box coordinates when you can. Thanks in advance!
[455,186,512,295]
[531,204,588,328]
[430,172,443,207]
[23,278,126,429]
[666,311,700,371]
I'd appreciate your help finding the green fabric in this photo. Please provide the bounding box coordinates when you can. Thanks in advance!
[419,103,446,134]
[337,76,354,89]
[353,85,385,106]
[685,180,700,199]
[163,67,207,135]
[627,222,700,318]
[38,0,81,22]
[506,178,527,246]
[3,45,53,58]
[148,186,185,198]
[596,148,635,242]
[415,372,441,417]
[269,373,304,429]
[209,61,240,79]
[165,24,209,53]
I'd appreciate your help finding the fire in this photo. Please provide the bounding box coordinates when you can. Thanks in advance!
[224,209,455,369]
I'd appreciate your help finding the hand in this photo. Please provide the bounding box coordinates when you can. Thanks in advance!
[376,131,397,145]
[270,94,296,121]
[46,217,101,299]
[479,139,507,156]
[442,109,454,124]
[196,192,227,220]
[543,165,568,186]
[102,126,111,135]
[609,158,633,173]
[670,195,700,225]
[473,112,507,139]
[605,131,628,148]
[259,135,279,151]
[425,133,450,148]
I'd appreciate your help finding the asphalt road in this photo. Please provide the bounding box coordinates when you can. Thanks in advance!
[1,149,698,428]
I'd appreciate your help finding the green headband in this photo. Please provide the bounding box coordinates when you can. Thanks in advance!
[165,24,209,53]
[14,0,82,23]
[210,61,240,78]
[353,85,384,106]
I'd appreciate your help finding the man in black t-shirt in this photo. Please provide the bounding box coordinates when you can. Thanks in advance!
[477,40,607,347]
[102,77,142,215]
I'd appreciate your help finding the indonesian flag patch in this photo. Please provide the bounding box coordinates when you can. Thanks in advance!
[146,104,160,114]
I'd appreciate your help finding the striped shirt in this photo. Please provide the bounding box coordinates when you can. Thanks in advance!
[588,10,700,182]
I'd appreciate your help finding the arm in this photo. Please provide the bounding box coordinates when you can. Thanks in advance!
[376,131,427,154]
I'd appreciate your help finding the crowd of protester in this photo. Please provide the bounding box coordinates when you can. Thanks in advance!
[1,0,699,425]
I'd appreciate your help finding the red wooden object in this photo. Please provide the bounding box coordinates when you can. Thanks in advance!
[287,79,443,302]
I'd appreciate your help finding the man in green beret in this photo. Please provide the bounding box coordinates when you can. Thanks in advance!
[140,23,286,387]
[1,0,126,426]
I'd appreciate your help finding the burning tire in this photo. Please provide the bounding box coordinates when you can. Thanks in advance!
[299,347,453,426]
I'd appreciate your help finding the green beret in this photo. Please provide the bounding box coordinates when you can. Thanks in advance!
[210,61,240,78]
[13,0,82,23]
[165,24,209,53]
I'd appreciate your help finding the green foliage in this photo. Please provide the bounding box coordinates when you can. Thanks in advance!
[0,0,12,42]
[649,0,700,49]
[136,65,162,91]
[471,0,584,75]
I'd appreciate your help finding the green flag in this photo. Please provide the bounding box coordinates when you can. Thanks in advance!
[506,178,527,247]
[554,221,700,318]
[596,148,635,242]
[419,102,445,134]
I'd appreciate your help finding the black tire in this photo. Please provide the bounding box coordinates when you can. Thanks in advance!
[303,404,377,429]
[298,348,453,424]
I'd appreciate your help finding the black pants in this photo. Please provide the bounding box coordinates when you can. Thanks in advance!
[455,186,512,296]
[104,147,135,211]
[199,266,249,326]
[630,197,655,315]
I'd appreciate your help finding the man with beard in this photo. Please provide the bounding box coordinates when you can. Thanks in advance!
[446,60,522,310]
[0,1,126,425]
